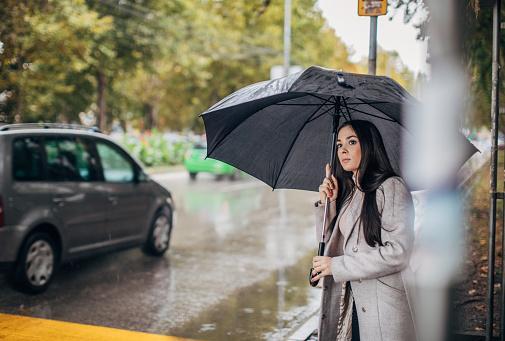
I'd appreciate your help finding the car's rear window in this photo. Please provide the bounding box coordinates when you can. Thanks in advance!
[44,137,99,182]
[12,136,100,182]
[12,137,45,181]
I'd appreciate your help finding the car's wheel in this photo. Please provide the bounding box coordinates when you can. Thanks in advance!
[143,208,172,256]
[13,232,57,294]
[189,172,197,180]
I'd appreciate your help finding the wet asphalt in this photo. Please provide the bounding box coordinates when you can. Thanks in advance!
[0,172,321,340]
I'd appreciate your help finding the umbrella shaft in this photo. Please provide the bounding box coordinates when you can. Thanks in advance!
[319,112,339,243]
[320,196,330,241]
[318,242,325,257]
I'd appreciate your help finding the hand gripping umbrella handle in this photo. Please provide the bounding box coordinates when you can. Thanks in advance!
[309,194,331,287]
[309,241,325,287]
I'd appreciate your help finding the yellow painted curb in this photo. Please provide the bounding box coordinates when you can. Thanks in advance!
[0,313,199,341]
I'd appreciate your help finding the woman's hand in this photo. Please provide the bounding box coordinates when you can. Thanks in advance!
[311,256,332,282]
[318,164,338,203]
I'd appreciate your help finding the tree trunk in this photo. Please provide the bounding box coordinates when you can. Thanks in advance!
[143,103,157,132]
[119,118,127,133]
[96,70,106,132]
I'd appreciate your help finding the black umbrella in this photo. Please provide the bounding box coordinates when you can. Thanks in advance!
[200,65,477,285]
[201,66,477,192]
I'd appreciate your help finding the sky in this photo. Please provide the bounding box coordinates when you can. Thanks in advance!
[317,0,429,75]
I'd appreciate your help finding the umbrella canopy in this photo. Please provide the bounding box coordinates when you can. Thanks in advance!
[201,66,477,192]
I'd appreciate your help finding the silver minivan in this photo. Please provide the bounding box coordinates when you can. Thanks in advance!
[0,124,175,293]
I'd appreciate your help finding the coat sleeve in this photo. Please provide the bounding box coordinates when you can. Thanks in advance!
[315,199,337,243]
[330,177,415,282]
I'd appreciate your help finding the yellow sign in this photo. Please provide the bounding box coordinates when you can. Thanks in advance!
[358,0,388,16]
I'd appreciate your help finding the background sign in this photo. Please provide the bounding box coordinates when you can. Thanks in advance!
[358,0,387,16]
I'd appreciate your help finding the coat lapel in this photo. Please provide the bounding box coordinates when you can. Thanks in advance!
[342,191,363,250]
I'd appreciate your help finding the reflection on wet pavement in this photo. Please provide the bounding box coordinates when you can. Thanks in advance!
[172,251,320,341]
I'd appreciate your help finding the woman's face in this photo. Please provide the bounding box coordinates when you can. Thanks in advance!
[337,125,361,174]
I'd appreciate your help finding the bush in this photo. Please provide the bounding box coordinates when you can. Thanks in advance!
[119,131,191,167]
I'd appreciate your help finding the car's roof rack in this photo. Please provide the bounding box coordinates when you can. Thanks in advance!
[0,123,101,133]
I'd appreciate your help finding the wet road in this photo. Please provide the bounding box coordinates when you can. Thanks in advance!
[0,172,321,340]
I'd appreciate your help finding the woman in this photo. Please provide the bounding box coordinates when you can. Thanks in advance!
[311,120,416,341]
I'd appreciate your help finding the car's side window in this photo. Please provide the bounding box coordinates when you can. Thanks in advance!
[44,137,97,182]
[96,141,134,183]
[12,137,44,181]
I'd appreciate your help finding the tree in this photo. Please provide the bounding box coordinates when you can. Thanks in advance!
[83,0,183,131]
[389,0,505,128]
[1,0,416,130]
[0,0,111,123]
[118,0,359,132]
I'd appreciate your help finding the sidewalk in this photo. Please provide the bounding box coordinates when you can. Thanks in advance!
[0,313,197,341]
[286,312,318,341]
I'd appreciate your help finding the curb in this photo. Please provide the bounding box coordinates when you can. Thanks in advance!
[286,311,319,341]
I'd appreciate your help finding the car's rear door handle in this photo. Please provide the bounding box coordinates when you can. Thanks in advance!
[108,196,118,205]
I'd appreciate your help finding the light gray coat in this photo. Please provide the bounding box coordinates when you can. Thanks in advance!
[315,176,416,341]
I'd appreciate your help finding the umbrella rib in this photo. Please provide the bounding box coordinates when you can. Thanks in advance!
[274,103,334,106]
[271,97,335,189]
[306,105,336,123]
[347,106,397,122]
[344,101,389,106]
[342,97,353,121]
[356,98,400,123]
[308,93,335,103]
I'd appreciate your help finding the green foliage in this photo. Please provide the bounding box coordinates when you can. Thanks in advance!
[390,0,505,128]
[0,0,112,122]
[1,0,416,131]
[119,131,190,166]
[463,6,505,128]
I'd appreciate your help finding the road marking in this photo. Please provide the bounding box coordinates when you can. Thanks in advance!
[0,313,198,341]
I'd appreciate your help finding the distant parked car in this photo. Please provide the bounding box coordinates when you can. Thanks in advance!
[184,143,239,180]
[0,123,175,293]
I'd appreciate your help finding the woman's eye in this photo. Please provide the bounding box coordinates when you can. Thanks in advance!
[336,144,342,149]
[349,140,357,145]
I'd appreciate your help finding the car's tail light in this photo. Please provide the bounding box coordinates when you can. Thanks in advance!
[0,196,4,227]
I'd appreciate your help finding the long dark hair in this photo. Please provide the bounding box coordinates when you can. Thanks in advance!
[333,120,397,247]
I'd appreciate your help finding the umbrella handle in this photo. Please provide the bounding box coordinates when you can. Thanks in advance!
[309,241,325,287]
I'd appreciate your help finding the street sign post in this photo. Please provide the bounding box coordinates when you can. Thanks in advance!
[358,0,387,16]
[358,0,388,74]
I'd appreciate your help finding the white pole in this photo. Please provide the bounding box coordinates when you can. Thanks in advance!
[404,1,467,341]
[368,16,378,75]
[283,0,292,77]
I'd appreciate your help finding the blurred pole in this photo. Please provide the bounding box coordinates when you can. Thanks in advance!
[276,190,287,333]
[283,0,292,77]
[368,16,378,75]
[403,1,467,341]
[491,0,502,339]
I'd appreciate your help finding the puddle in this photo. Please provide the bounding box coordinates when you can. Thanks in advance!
[172,250,320,340]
